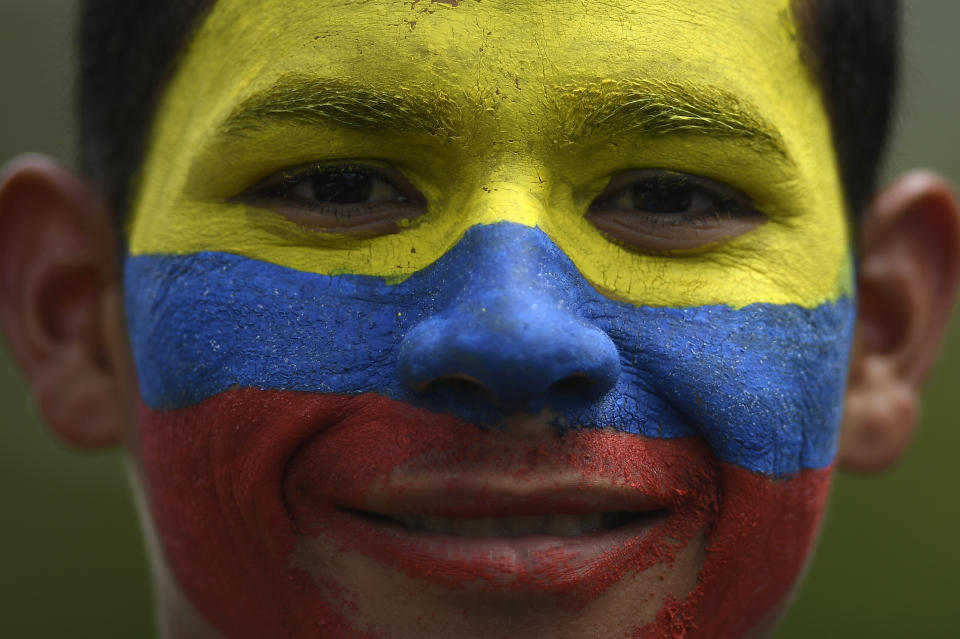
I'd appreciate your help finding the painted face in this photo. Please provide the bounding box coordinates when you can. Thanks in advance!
[124,1,852,637]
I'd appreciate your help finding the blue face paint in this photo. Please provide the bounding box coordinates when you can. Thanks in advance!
[126,222,854,477]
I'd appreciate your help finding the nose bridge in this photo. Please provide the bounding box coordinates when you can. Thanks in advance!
[449,225,572,346]
[397,224,621,414]
[459,219,566,306]
[465,160,553,229]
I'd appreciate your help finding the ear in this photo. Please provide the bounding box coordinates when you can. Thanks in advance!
[840,171,960,473]
[0,155,133,448]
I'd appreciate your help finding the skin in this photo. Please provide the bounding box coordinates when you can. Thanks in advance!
[0,1,959,638]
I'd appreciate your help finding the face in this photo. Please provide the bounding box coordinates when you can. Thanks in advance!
[123,1,853,637]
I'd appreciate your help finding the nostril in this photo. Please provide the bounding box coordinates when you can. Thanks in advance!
[547,374,596,396]
[543,372,614,413]
[417,374,496,404]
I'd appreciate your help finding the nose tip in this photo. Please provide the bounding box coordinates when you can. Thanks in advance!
[397,303,621,414]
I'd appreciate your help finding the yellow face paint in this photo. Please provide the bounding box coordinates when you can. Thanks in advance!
[128,0,849,308]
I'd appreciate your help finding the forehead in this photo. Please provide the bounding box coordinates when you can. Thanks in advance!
[131,0,849,308]
[183,0,815,142]
[190,0,805,103]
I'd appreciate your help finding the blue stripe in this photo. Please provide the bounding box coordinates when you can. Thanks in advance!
[125,222,854,476]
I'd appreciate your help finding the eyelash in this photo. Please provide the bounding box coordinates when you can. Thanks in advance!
[589,172,759,224]
[241,163,762,247]
[254,164,420,217]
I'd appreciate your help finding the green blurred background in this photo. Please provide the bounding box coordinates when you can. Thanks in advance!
[1,1,957,637]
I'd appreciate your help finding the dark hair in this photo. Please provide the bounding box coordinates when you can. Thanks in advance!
[77,0,215,223]
[77,0,900,224]
[793,0,901,218]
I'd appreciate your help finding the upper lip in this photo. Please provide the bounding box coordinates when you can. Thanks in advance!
[284,430,714,528]
[278,392,717,538]
[346,471,677,519]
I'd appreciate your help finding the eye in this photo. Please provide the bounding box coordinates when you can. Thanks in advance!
[587,171,765,251]
[242,163,426,234]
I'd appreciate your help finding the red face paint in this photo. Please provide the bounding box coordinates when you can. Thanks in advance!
[284,407,718,603]
[138,389,830,638]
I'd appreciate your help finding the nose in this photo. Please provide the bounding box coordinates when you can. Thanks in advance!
[396,224,621,414]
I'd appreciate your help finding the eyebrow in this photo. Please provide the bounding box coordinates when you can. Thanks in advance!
[219,75,464,140]
[218,75,789,159]
[550,79,789,158]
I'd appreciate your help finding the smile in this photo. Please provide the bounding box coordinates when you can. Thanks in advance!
[300,504,686,597]
[280,397,716,597]
[357,509,669,538]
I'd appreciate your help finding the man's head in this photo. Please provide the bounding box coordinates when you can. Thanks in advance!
[1,1,957,638]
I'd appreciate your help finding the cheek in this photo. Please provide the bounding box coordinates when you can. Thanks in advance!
[606,299,854,475]
[674,465,832,638]
[134,391,353,637]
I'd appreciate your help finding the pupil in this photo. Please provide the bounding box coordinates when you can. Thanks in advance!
[632,181,693,213]
[311,170,374,204]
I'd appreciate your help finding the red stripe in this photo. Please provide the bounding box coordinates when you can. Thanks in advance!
[138,388,830,638]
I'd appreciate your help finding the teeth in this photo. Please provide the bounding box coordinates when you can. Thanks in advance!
[395,513,622,537]
[544,514,583,537]
[602,512,626,529]
[452,517,499,537]
[502,515,542,536]
[579,513,603,533]
[421,516,452,535]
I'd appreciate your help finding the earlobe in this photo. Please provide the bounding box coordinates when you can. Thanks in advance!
[0,155,131,448]
[840,171,960,473]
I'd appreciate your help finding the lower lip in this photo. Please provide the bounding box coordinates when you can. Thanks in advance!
[302,507,679,597]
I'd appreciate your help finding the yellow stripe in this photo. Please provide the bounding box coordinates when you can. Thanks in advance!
[128,0,852,308]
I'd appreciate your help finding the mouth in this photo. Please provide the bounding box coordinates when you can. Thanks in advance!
[280,397,717,599]
[294,500,680,599]
[287,443,709,597]
[344,507,670,538]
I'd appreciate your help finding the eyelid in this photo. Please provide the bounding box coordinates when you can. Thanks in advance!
[232,160,429,236]
[585,169,766,253]
[591,169,756,212]
[241,161,425,203]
